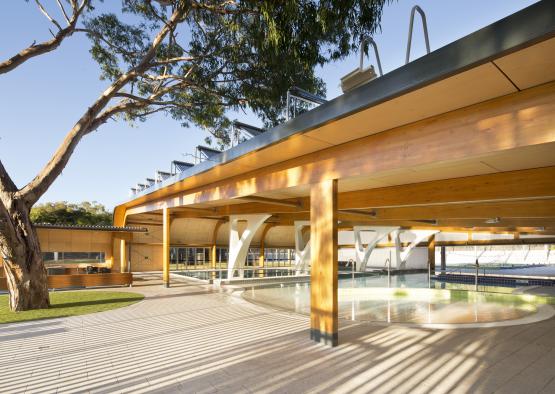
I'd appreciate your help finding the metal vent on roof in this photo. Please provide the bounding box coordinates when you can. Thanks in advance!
[146,178,155,187]
[286,86,327,121]
[196,145,221,162]
[155,170,171,184]
[229,120,265,147]
[232,121,264,137]
[137,183,148,191]
[171,160,194,175]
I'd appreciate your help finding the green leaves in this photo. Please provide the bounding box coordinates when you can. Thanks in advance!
[84,13,149,80]
[83,0,388,146]
[30,201,113,226]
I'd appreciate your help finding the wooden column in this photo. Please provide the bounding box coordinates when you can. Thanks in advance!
[211,221,224,269]
[211,244,217,270]
[120,238,127,273]
[259,224,274,277]
[310,179,338,347]
[428,235,436,272]
[163,207,170,287]
[259,224,274,268]
[210,220,224,280]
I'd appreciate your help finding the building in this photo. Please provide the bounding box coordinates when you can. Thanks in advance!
[2,2,554,347]
[110,2,555,345]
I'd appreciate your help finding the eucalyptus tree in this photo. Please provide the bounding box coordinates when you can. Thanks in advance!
[0,0,388,310]
[31,201,113,226]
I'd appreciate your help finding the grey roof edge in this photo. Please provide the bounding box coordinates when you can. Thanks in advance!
[123,0,555,205]
[35,223,148,232]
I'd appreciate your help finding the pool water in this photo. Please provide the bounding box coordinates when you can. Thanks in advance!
[242,274,554,325]
[174,268,298,280]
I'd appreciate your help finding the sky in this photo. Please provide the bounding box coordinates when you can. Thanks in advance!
[0,0,538,210]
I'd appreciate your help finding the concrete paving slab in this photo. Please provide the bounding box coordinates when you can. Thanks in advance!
[1,273,554,393]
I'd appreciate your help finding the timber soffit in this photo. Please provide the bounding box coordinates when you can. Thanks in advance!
[120,1,555,208]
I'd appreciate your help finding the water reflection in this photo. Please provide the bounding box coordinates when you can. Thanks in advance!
[174,268,298,280]
[242,274,544,325]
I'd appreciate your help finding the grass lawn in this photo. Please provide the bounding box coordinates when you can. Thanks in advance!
[0,291,144,324]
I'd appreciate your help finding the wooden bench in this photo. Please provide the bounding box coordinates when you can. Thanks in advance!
[0,273,133,291]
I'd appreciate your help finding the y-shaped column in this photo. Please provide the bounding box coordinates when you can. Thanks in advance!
[294,221,311,274]
[228,214,271,279]
[393,229,439,269]
[354,226,399,272]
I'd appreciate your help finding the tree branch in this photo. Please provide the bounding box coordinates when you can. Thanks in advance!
[18,4,189,206]
[0,159,17,196]
[87,101,148,131]
[34,0,63,31]
[0,0,88,75]
[150,56,196,66]
[73,28,142,57]
[190,1,258,16]
[56,0,72,25]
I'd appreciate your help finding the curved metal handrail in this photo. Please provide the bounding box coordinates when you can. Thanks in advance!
[405,5,430,64]
[359,37,383,76]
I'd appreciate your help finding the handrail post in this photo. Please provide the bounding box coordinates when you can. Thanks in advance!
[351,259,355,287]
[428,259,431,288]
[360,37,383,76]
[405,5,431,64]
[286,90,291,121]
[475,258,479,292]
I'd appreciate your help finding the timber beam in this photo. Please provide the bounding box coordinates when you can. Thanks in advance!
[234,196,302,208]
[336,167,555,210]
[121,166,555,222]
[115,81,555,226]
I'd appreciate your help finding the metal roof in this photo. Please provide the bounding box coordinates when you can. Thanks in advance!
[35,223,148,232]
[122,0,555,204]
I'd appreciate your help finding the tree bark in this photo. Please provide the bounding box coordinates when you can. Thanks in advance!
[0,198,49,311]
[0,3,187,312]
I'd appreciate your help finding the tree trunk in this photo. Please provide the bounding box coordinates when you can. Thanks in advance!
[0,198,49,311]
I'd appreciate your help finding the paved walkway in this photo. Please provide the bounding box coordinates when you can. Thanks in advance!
[2,273,555,394]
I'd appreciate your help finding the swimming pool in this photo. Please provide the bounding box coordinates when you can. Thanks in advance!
[241,274,555,327]
[174,268,298,280]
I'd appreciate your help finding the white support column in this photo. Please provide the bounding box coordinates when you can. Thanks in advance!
[392,229,402,269]
[392,229,439,269]
[353,226,399,272]
[523,245,531,262]
[227,214,271,279]
[294,221,311,274]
